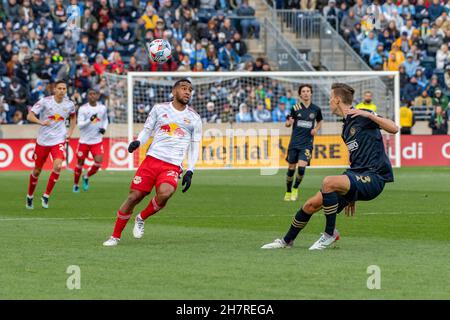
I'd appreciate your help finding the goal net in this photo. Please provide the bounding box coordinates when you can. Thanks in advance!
[103,71,400,170]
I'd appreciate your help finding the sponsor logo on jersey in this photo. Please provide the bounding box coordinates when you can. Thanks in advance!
[309,113,316,119]
[160,123,186,137]
[296,120,313,129]
[346,139,359,152]
[349,127,356,137]
[184,118,191,124]
[48,113,65,122]
[162,114,168,118]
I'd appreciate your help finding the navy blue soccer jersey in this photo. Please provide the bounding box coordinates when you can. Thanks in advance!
[342,109,394,182]
[288,102,323,149]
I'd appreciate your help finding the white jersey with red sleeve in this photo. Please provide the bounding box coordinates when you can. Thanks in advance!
[137,102,202,168]
[30,96,76,146]
[77,103,109,145]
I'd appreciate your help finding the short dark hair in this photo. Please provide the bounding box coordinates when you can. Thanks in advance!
[298,84,313,95]
[331,83,355,105]
[54,79,67,87]
[173,78,192,89]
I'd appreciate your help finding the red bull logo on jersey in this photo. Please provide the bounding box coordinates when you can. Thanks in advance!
[160,123,186,137]
[48,113,65,122]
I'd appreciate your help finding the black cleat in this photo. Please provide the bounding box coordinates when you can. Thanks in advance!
[26,196,34,209]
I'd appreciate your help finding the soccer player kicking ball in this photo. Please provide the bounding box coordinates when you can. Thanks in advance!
[26,80,76,209]
[284,84,322,202]
[73,89,108,192]
[262,83,398,250]
[103,79,202,247]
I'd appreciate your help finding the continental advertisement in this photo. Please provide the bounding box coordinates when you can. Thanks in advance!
[138,133,350,168]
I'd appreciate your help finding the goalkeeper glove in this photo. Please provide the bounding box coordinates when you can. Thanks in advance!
[98,128,106,134]
[90,114,98,121]
[181,170,193,193]
[128,140,140,153]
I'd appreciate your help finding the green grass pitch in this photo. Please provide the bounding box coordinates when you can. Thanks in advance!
[0,167,449,299]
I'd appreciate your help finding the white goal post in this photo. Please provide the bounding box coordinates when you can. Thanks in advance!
[103,71,400,170]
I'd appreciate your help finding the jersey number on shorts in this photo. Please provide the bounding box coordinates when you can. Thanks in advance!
[356,175,371,183]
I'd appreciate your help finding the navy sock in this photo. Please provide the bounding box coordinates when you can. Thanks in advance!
[293,167,306,188]
[322,191,339,236]
[286,169,295,192]
[283,209,312,243]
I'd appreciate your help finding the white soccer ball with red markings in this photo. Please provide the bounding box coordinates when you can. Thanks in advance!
[146,39,172,64]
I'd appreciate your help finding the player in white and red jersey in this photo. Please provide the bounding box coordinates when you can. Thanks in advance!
[103,79,202,246]
[73,89,108,193]
[26,80,76,209]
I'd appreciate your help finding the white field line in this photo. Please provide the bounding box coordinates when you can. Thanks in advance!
[0,211,439,222]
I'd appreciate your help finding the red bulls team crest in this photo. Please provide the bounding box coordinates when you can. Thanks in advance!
[48,114,65,122]
[160,123,186,137]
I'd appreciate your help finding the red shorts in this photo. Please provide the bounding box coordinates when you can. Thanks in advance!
[77,142,104,160]
[130,156,182,193]
[33,142,65,169]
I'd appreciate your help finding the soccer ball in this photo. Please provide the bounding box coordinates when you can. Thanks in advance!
[146,39,172,64]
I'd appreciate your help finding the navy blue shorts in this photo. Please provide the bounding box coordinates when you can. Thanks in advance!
[335,170,386,214]
[286,148,312,164]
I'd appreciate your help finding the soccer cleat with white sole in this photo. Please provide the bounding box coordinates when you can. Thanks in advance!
[41,195,49,209]
[261,238,293,249]
[291,188,298,201]
[103,237,120,246]
[284,192,292,201]
[309,229,340,250]
[26,196,34,209]
[133,216,145,239]
[82,176,89,191]
[73,185,80,193]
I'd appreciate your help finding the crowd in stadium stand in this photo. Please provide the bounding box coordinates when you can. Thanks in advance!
[0,0,448,133]
[0,0,267,124]
[275,0,450,129]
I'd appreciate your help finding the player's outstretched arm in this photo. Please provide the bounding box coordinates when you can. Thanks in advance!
[347,108,399,134]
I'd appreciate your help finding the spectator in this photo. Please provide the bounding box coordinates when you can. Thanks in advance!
[360,31,378,62]
[237,0,260,39]
[429,0,445,22]
[415,0,429,23]
[140,5,159,31]
[253,101,271,123]
[12,109,24,124]
[340,9,357,34]
[436,44,450,70]
[218,41,240,70]
[30,80,46,104]
[128,56,143,72]
[414,90,433,116]
[219,18,236,40]
[403,77,423,103]
[402,53,420,78]
[272,101,289,122]
[205,45,220,71]
[429,106,448,134]
[394,31,412,53]
[398,0,415,20]
[235,103,252,122]
[116,20,136,55]
[190,42,207,69]
[384,52,401,71]
[399,102,415,134]
[300,0,317,11]
[323,0,339,29]
[202,101,219,123]
[356,91,377,112]
[232,32,248,59]
[415,68,429,89]
[32,0,51,20]
[432,89,449,112]
[181,31,195,56]
[382,0,397,18]
[425,27,444,57]
[6,78,28,116]
[370,44,386,70]
[158,0,176,28]
[352,0,367,21]
[109,51,125,74]
[279,89,296,111]
[0,100,8,124]
[426,74,440,95]
[219,103,234,124]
